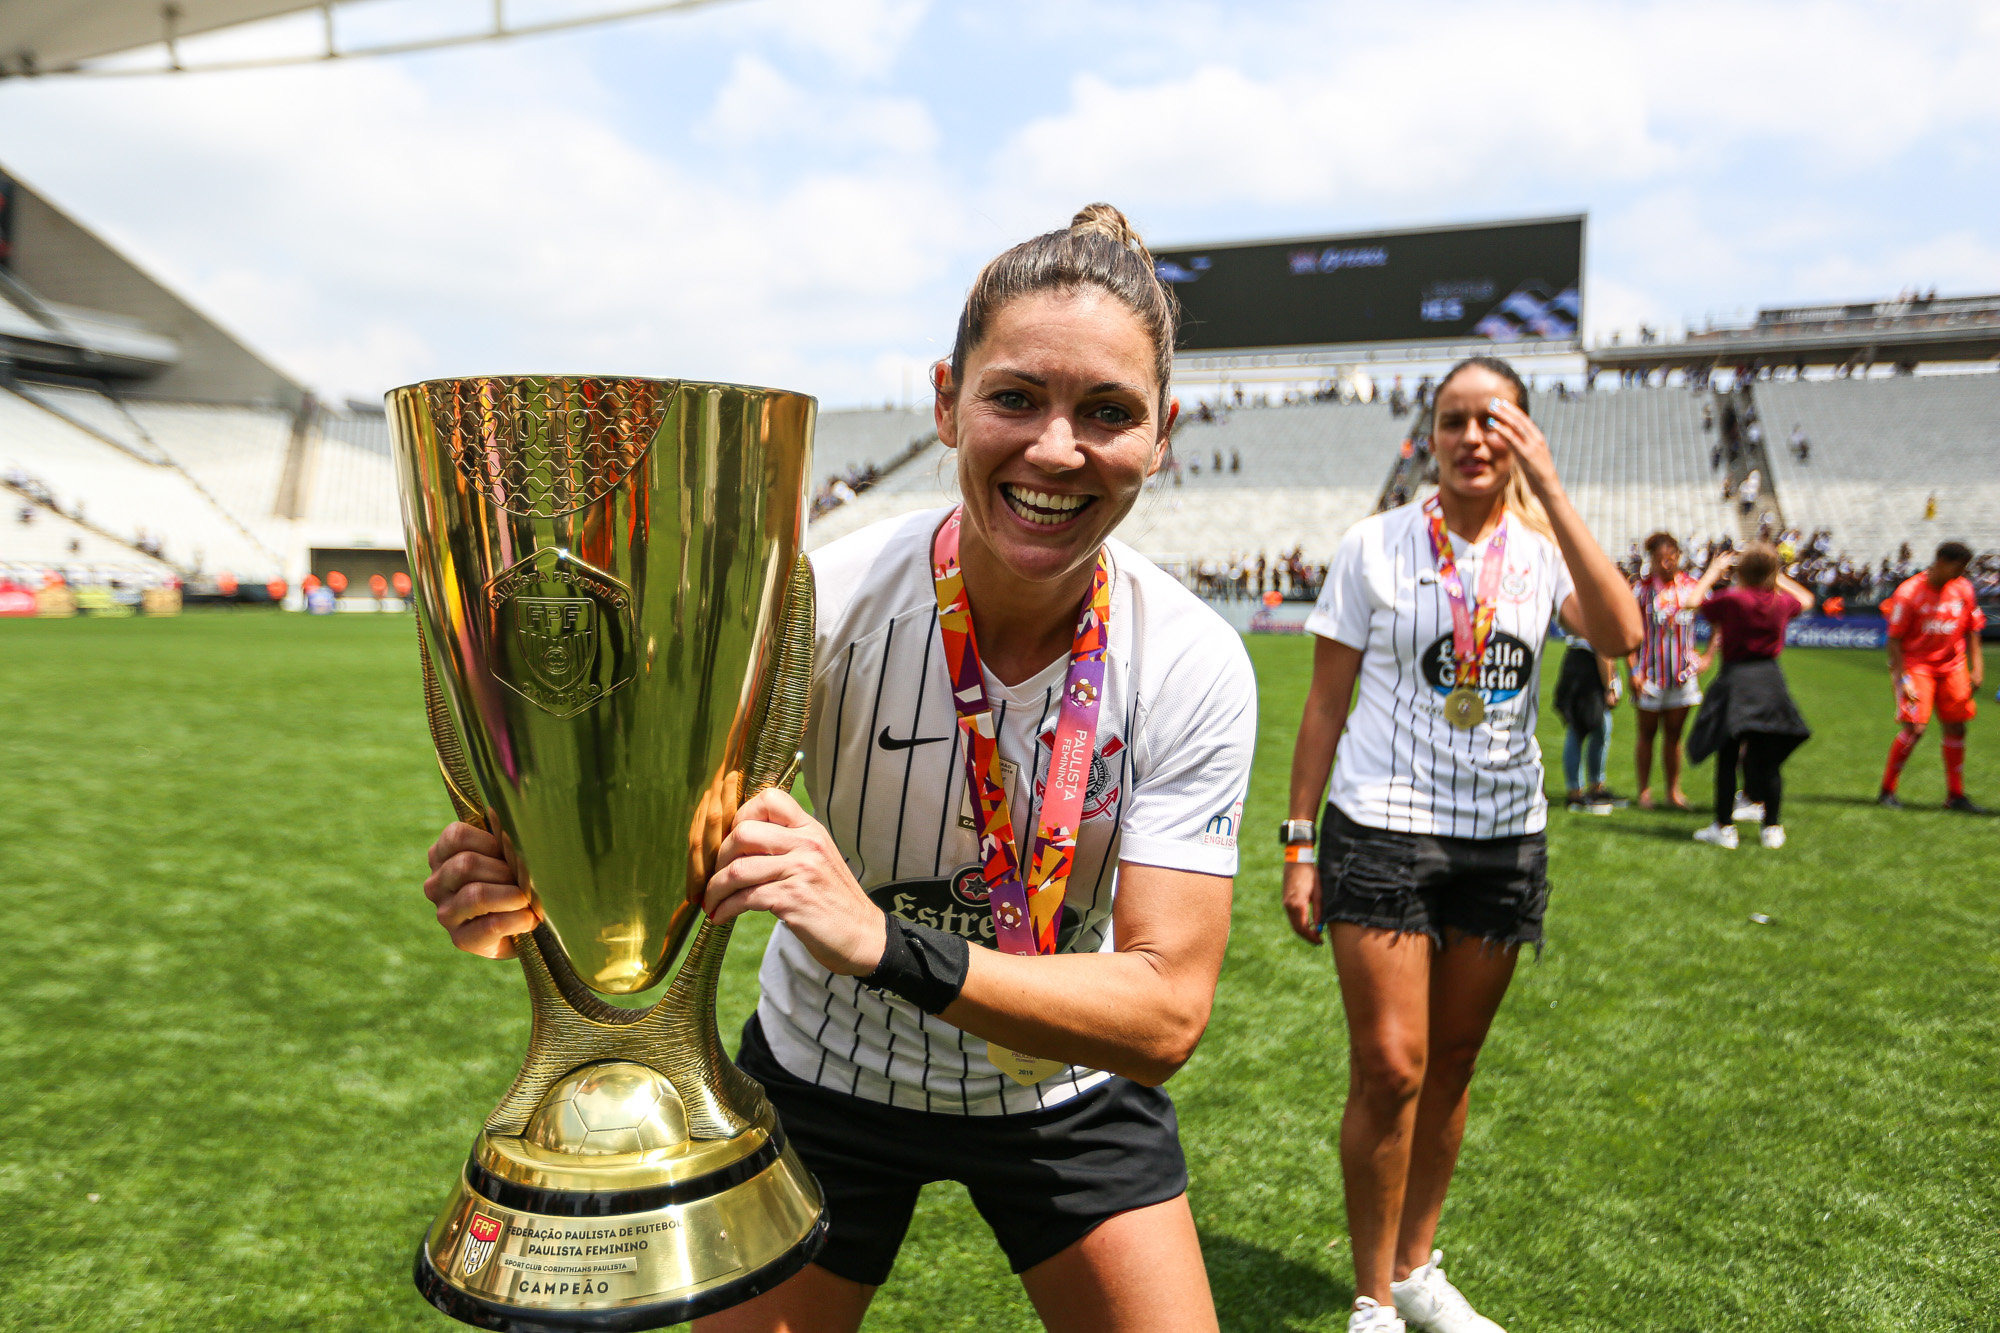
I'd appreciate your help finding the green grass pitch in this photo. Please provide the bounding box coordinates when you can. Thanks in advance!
[0,614,1994,1331]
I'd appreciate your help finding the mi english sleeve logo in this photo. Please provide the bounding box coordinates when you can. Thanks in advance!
[867,864,1082,951]
[1202,800,1242,848]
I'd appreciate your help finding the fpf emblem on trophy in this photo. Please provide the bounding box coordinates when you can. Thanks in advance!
[486,549,635,719]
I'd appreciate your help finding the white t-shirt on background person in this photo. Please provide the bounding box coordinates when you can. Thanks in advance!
[756,508,1258,1116]
[1304,499,1575,839]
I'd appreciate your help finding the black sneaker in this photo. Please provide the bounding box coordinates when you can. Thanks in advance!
[1587,786,1630,810]
[1944,795,1989,814]
[1877,790,1903,809]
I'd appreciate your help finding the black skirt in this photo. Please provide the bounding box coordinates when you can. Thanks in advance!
[1687,657,1812,766]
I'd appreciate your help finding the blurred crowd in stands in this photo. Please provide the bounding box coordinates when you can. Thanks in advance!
[1619,533,2000,609]
[809,460,889,517]
[1180,548,1327,602]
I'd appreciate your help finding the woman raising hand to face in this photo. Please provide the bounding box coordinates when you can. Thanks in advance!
[1284,359,1637,1333]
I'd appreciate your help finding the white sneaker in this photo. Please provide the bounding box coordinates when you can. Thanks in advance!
[1732,793,1765,822]
[1694,823,1739,849]
[1348,1296,1407,1332]
[1391,1251,1505,1332]
[1760,825,1787,849]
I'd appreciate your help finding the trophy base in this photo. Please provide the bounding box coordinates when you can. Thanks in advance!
[414,1112,826,1331]
[413,1216,827,1332]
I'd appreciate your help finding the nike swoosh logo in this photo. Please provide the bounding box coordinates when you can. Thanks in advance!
[879,727,950,751]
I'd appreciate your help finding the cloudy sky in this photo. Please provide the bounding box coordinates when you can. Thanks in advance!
[4,0,1998,406]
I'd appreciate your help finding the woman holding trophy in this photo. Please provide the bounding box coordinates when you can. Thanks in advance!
[424,205,1256,1331]
[1280,359,1639,1333]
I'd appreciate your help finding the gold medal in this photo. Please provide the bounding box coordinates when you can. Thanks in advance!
[1443,686,1485,729]
[987,1041,1066,1087]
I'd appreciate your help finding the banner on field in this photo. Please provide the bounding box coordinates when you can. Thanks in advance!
[1692,614,1887,650]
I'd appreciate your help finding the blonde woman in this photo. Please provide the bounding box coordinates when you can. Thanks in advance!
[1282,357,1639,1332]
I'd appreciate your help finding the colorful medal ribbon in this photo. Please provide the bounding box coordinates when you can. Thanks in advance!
[1422,494,1509,696]
[931,507,1112,957]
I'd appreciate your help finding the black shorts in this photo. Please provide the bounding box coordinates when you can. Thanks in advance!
[1317,805,1550,950]
[735,1014,1188,1287]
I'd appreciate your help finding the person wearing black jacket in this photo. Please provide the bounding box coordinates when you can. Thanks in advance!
[1554,635,1620,812]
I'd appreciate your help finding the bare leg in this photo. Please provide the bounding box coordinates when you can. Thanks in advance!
[693,1263,874,1333]
[1020,1195,1218,1333]
[1331,924,1434,1305]
[1661,706,1691,807]
[1394,934,1522,1275]
[1634,708,1659,807]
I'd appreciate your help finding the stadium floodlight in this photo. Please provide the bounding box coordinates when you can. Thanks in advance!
[0,0,744,79]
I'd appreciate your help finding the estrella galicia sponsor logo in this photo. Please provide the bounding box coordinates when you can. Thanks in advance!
[1202,800,1242,849]
[867,866,1081,950]
[1420,631,1532,703]
[462,1211,504,1277]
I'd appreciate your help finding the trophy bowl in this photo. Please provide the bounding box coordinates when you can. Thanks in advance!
[388,375,825,1331]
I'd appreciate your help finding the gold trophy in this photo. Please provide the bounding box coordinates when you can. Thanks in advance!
[387,376,826,1329]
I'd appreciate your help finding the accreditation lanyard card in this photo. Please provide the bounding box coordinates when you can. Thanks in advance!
[930,508,1111,1085]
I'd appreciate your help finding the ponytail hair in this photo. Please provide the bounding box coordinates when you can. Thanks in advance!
[1435,354,1554,540]
[947,203,1178,415]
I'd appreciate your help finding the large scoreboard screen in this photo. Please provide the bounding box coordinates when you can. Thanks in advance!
[1154,215,1584,354]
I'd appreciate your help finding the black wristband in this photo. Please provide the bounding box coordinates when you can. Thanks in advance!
[861,914,970,1015]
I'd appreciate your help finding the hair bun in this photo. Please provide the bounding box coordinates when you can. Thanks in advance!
[1070,202,1149,258]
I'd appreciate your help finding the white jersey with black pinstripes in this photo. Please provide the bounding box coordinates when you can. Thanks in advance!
[1304,499,1576,839]
[755,507,1258,1115]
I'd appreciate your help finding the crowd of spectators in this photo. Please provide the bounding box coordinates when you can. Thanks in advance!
[809,460,890,517]
[1621,531,2000,610]
[1167,528,1998,618]
[1177,547,1326,602]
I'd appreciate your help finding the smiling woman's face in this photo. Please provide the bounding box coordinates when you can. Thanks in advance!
[939,288,1170,589]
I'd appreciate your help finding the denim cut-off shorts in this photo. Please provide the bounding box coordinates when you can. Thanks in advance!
[1317,806,1550,951]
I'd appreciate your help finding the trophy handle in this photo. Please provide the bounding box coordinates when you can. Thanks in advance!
[417,619,488,831]
[742,553,816,800]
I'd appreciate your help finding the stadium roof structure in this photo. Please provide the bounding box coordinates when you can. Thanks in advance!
[0,1,315,73]
[0,0,735,77]
[1590,292,2000,377]
[1,165,306,408]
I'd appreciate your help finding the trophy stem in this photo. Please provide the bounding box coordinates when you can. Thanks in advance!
[486,922,763,1141]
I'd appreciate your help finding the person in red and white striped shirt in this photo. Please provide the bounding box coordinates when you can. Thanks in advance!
[1626,533,1708,811]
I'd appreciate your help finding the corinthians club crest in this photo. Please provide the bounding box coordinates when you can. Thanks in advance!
[461,1212,504,1277]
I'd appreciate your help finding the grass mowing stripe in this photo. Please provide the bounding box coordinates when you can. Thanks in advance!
[0,617,1992,1330]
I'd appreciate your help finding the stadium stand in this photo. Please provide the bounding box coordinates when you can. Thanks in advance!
[0,385,281,577]
[811,407,934,486]
[128,401,295,536]
[807,399,1403,559]
[805,437,957,550]
[809,393,1741,565]
[13,381,170,463]
[1752,374,2000,560]
[1530,387,1734,560]
[307,409,402,538]
[0,491,173,581]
